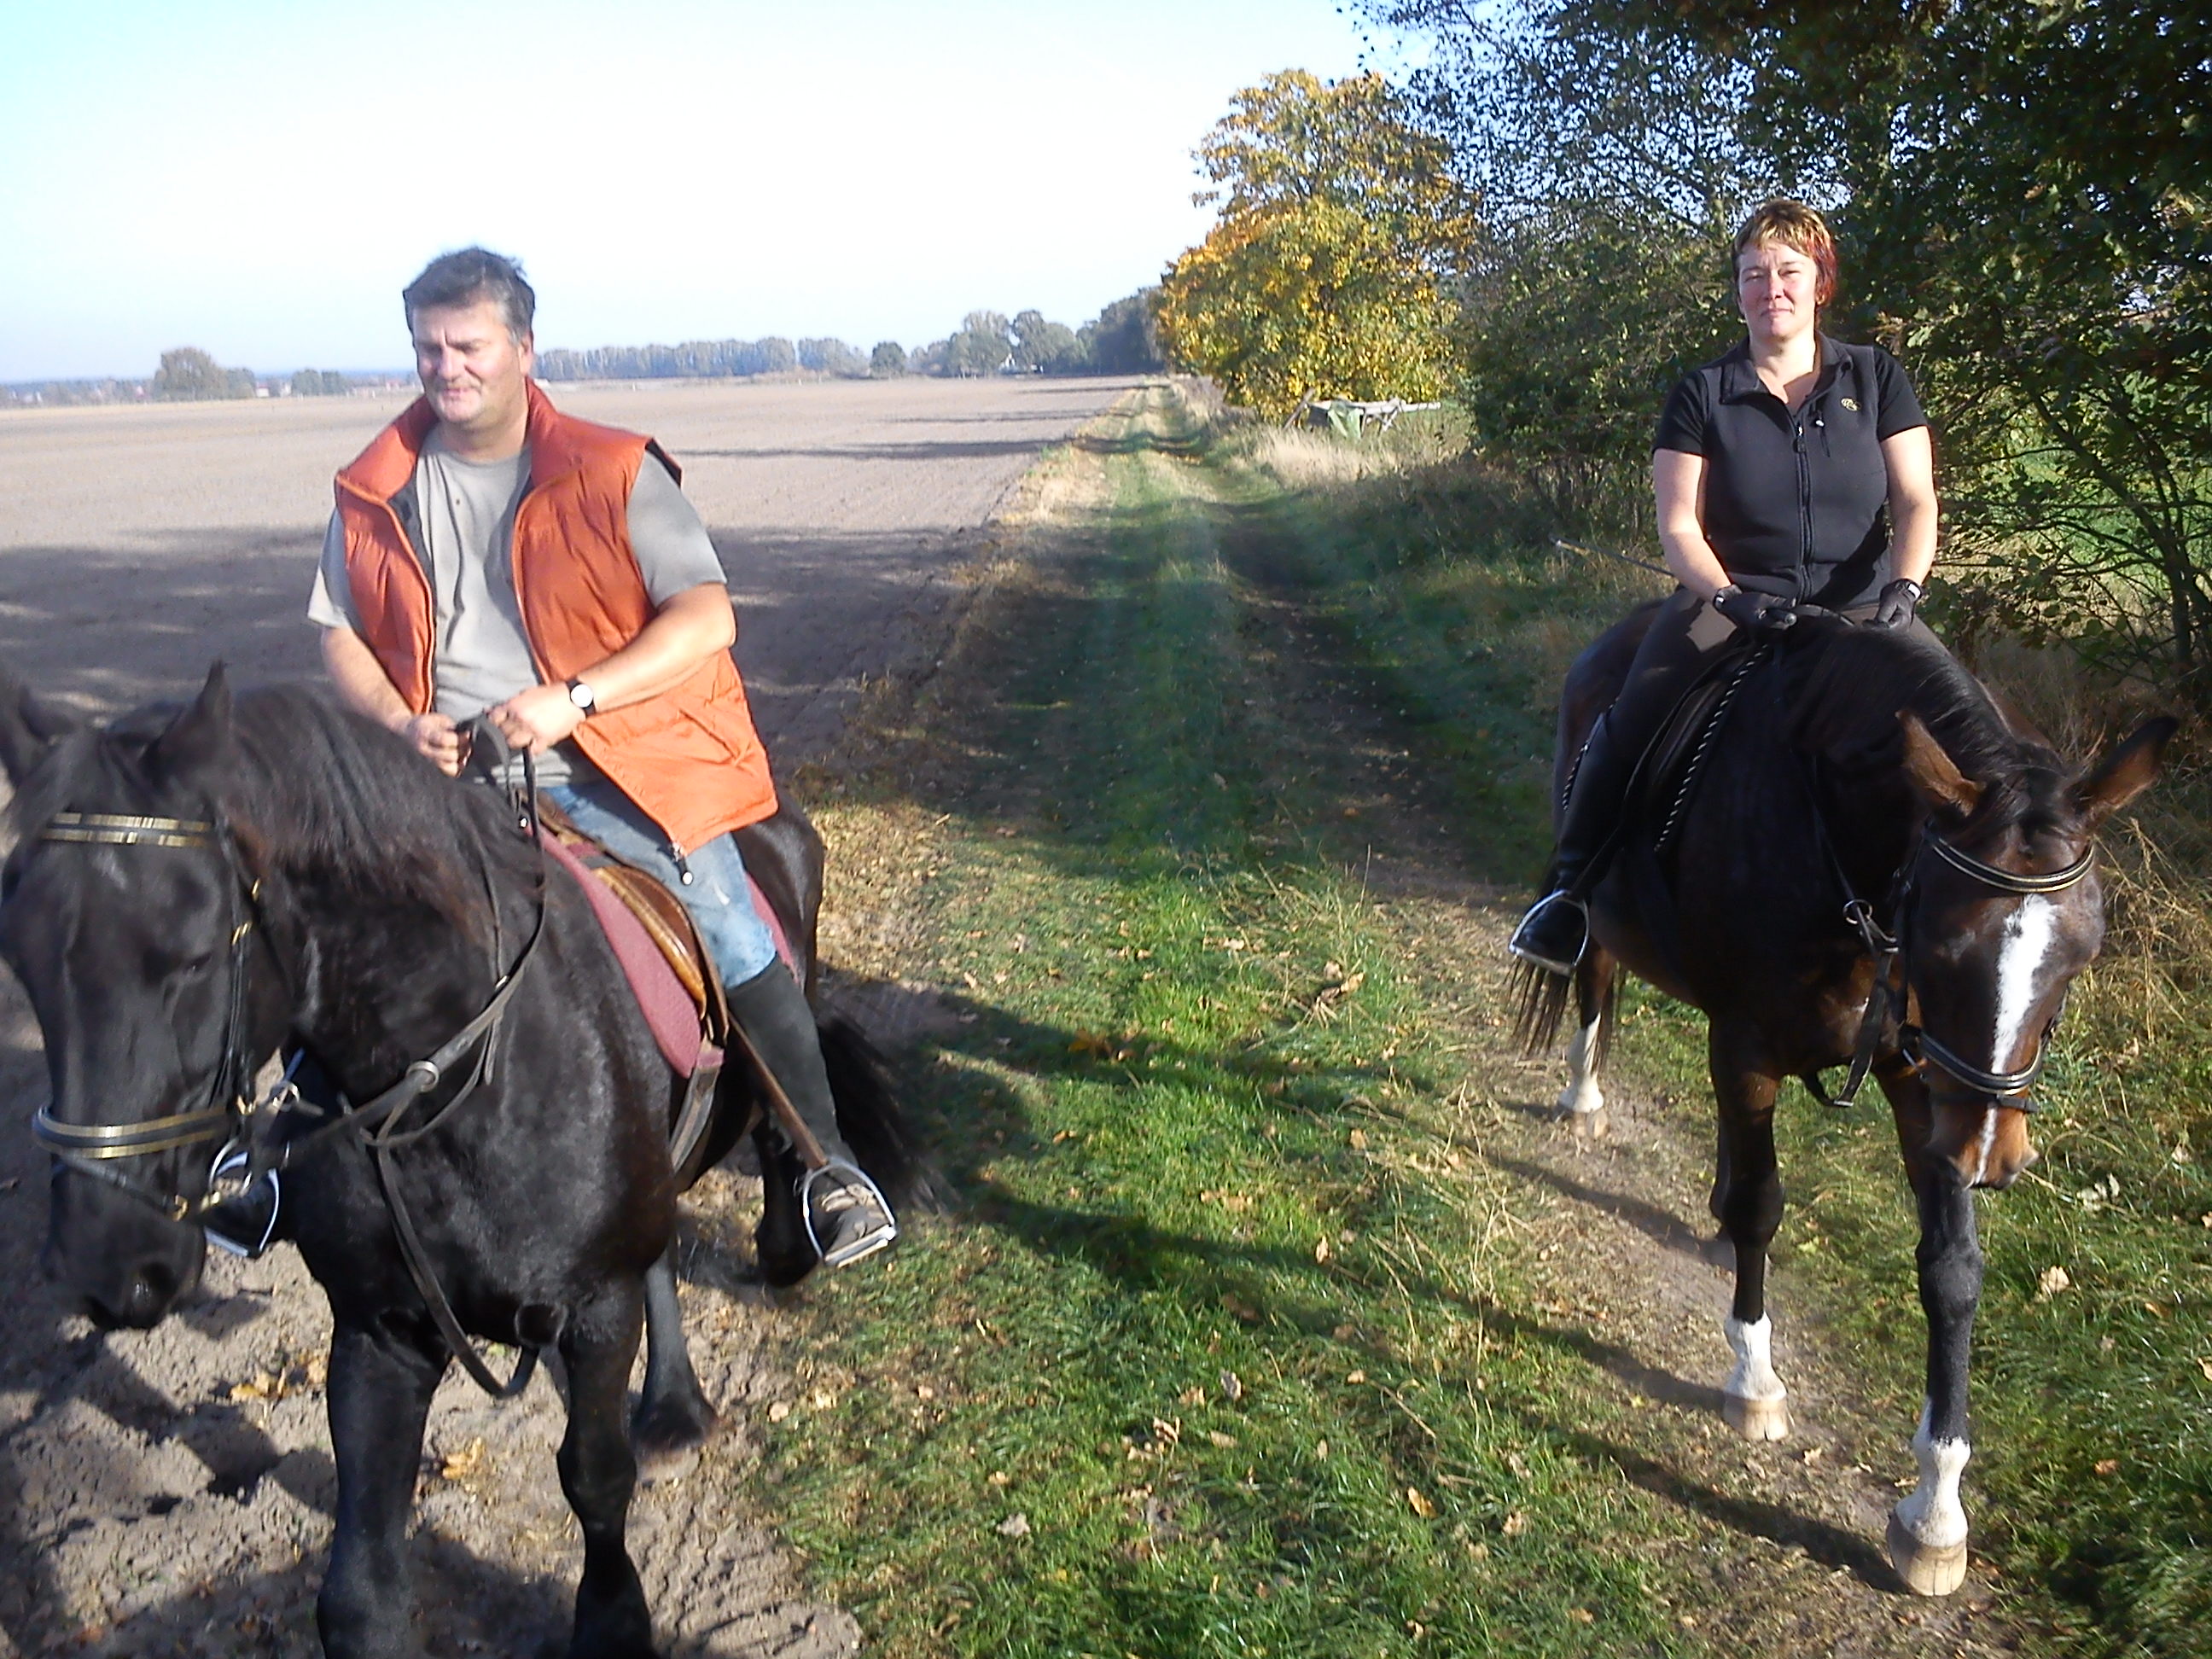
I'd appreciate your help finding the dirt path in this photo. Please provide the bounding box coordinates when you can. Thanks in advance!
[0,375,1125,1657]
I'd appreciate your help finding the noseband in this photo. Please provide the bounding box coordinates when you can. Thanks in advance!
[1824,812,2096,1110]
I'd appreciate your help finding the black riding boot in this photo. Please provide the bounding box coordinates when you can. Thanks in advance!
[725,961,897,1267]
[1508,710,1638,975]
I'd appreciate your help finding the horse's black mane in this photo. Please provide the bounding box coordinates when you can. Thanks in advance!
[9,684,524,929]
[1787,616,2079,846]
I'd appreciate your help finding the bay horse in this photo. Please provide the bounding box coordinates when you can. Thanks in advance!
[1519,607,2171,1597]
[0,667,912,1658]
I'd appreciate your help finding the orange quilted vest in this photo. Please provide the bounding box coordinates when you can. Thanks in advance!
[333,381,777,852]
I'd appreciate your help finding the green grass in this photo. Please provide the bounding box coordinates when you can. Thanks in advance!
[767,386,2209,1657]
[771,389,1725,1656]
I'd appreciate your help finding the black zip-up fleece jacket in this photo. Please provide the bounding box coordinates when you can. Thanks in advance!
[1654,335,1928,608]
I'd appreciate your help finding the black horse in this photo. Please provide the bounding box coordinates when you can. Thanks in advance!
[0,667,912,1657]
[1520,608,2170,1597]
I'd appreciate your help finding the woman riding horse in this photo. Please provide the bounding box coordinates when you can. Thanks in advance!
[1511,198,1941,975]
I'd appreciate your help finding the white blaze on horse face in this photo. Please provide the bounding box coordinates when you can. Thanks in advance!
[1992,895,2060,1071]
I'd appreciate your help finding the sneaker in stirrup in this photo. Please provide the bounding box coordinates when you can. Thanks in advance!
[800,1161,899,1268]
[1508,890,1589,976]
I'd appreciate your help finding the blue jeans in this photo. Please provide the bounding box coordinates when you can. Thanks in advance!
[541,777,780,989]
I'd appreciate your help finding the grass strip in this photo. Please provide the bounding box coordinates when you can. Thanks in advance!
[774,387,1721,1656]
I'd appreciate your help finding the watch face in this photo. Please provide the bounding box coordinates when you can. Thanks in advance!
[568,680,594,710]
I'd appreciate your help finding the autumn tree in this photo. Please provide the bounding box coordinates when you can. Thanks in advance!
[1158,70,1475,419]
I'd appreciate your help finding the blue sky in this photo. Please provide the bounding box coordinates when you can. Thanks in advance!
[0,1,1394,380]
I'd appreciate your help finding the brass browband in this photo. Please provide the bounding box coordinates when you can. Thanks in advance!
[40,812,218,850]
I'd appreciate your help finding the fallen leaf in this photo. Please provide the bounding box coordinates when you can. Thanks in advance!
[1406,1487,1435,1517]
[987,1470,1010,1486]
[1501,1511,1528,1537]
[1347,1370,1367,1385]
[1208,1430,1238,1449]
[1348,1129,1370,1151]
[997,1513,1032,1538]
[767,1400,791,1422]
[1219,1370,1243,1402]
[1315,1440,1330,1458]
[1569,1608,1595,1625]
[1315,1237,1332,1263]
[439,1437,487,1482]
[2095,1458,2121,1476]
[2197,1357,2212,1382]
[2036,1266,2072,1300]
[1221,1295,1260,1324]
[1179,1386,1208,1407]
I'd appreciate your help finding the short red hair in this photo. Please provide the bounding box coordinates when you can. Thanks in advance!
[1733,199,1838,306]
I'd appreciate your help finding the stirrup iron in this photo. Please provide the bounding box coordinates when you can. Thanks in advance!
[800,1160,899,1269]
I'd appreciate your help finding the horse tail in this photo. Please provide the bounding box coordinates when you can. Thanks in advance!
[1511,958,1575,1057]
[818,1016,933,1209]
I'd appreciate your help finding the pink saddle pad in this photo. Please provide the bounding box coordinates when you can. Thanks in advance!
[539,834,799,1077]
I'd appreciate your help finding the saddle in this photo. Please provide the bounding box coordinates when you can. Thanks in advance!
[535,801,800,1172]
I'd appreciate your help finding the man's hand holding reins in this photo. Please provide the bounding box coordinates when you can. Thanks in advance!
[487,683,585,754]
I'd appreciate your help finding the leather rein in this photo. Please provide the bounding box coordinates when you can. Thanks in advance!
[1814,793,2095,1111]
[25,777,551,1399]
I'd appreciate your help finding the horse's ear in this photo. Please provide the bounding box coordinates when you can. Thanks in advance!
[0,661,80,784]
[2074,715,2177,831]
[1899,712,1982,820]
[144,663,236,787]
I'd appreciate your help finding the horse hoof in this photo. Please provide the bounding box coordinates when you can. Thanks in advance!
[1888,1511,1968,1597]
[632,1398,722,1482]
[1723,1392,1790,1441]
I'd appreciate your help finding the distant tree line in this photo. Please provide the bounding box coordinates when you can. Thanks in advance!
[1,378,146,408]
[533,290,1165,387]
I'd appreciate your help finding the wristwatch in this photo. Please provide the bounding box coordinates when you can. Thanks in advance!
[565,677,597,716]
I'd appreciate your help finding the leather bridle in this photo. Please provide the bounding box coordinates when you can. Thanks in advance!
[1822,806,2096,1110]
[27,812,274,1221]
[20,777,550,1398]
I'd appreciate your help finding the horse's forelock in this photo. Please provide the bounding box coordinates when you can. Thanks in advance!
[8,684,501,939]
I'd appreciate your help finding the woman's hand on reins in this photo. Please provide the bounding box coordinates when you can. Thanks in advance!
[1712,585,1798,637]
[1872,578,1924,630]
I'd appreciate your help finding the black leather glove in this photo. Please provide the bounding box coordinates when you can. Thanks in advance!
[1710,585,1797,636]
[1871,578,1924,630]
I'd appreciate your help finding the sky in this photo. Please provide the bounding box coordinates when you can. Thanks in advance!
[0,0,1398,381]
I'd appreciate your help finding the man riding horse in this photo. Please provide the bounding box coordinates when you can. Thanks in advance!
[306,247,895,1268]
[1510,198,1941,975]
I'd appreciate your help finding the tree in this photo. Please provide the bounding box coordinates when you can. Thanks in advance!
[1012,310,1086,373]
[1156,71,1475,419]
[942,311,1013,376]
[799,337,867,375]
[154,346,250,401]
[290,368,350,397]
[1082,290,1166,374]
[870,341,908,376]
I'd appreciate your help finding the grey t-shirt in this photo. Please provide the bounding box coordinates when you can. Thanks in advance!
[307,431,727,785]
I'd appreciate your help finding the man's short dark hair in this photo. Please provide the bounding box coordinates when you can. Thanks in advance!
[402,247,536,339]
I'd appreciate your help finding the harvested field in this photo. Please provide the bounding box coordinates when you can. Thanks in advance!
[0,374,1129,1656]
